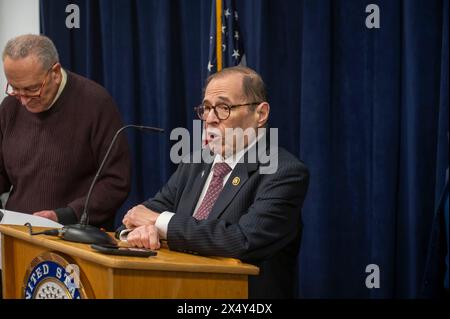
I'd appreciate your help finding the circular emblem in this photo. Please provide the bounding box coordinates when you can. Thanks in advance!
[232,177,240,186]
[23,252,88,299]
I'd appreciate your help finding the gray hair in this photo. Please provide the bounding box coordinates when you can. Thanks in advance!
[2,34,59,70]
[204,66,268,104]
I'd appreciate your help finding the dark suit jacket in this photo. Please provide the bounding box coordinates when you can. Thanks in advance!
[139,142,309,299]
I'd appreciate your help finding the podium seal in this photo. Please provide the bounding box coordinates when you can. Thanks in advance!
[23,252,88,299]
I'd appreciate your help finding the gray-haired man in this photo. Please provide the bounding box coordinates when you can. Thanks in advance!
[0,34,131,229]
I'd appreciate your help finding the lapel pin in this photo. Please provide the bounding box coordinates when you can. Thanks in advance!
[232,177,240,186]
[201,170,205,178]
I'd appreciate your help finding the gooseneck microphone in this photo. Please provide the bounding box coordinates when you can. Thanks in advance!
[60,124,164,245]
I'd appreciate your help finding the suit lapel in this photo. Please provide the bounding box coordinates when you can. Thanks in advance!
[208,161,259,220]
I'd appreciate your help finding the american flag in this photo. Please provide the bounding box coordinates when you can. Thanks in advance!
[207,0,245,75]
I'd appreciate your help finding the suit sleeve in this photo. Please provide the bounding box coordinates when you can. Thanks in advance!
[166,161,309,262]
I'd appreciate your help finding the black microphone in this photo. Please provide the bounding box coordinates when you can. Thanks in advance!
[60,124,164,245]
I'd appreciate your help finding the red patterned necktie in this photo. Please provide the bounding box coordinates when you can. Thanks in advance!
[193,162,232,220]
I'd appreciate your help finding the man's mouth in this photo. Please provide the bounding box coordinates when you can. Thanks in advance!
[208,132,218,140]
[206,129,221,142]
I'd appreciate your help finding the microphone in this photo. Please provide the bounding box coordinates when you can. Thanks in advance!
[60,124,164,245]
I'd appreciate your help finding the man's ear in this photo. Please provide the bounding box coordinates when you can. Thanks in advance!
[51,63,63,84]
[256,102,270,127]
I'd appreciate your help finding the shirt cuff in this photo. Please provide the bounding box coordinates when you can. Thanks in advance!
[119,228,133,241]
[54,207,78,225]
[155,211,174,240]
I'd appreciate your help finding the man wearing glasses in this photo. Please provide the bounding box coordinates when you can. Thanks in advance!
[0,34,131,229]
[120,66,309,298]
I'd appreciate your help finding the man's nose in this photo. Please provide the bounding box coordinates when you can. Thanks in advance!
[19,96,32,106]
[205,108,220,123]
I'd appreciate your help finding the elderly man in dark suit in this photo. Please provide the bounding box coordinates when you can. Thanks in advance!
[120,66,309,298]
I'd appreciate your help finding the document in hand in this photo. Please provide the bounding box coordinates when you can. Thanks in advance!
[0,209,63,268]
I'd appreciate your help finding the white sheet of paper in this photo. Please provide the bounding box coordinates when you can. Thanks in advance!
[0,209,63,268]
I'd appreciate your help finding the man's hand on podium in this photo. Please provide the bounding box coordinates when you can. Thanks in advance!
[33,210,58,222]
[126,224,161,250]
[122,204,159,229]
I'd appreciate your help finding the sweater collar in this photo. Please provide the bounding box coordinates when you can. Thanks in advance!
[46,68,67,111]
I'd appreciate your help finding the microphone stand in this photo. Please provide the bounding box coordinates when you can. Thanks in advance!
[60,125,164,245]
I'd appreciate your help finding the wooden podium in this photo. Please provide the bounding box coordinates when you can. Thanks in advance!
[0,225,259,299]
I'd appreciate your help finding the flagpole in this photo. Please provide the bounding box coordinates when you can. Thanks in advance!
[216,0,223,72]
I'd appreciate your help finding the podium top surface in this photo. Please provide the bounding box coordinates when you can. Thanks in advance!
[0,225,259,275]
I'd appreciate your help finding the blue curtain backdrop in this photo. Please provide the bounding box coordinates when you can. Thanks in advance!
[39,0,449,298]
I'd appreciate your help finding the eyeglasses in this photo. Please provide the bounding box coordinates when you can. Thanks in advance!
[195,102,262,121]
[5,64,55,99]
